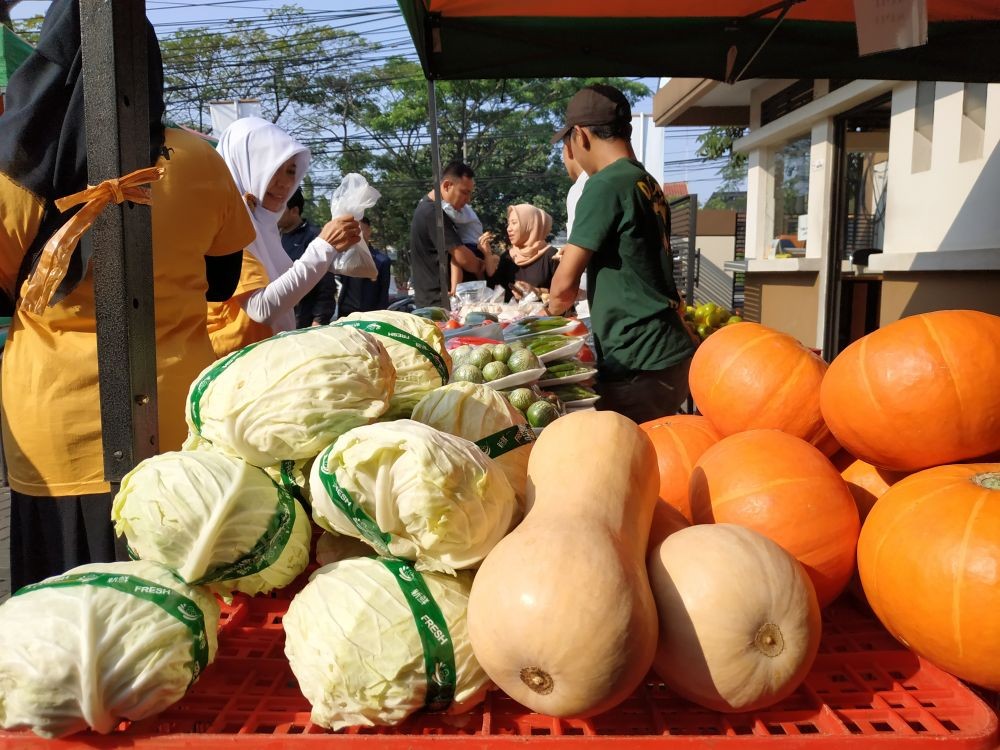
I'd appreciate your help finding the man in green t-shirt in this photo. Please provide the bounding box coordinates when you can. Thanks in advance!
[546,84,696,424]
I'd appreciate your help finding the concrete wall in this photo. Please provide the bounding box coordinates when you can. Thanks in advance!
[743,273,821,347]
[883,82,1000,255]
[695,236,737,309]
[879,271,1000,324]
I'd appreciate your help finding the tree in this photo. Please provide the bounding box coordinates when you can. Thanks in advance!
[1,1,23,30]
[697,126,749,210]
[160,5,375,142]
[348,59,647,285]
[11,11,41,43]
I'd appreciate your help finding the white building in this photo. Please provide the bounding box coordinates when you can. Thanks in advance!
[654,78,1000,356]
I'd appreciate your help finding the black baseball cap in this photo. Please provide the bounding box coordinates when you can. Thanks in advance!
[551,84,632,144]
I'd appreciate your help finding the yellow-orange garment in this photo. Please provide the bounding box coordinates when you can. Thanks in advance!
[0,128,255,496]
[206,249,271,357]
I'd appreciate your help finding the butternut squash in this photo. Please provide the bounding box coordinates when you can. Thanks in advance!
[648,524,821,712]
[467,411,659,717]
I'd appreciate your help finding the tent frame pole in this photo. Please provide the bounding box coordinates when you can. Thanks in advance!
[79,0,159,491]
[426,78,451,309]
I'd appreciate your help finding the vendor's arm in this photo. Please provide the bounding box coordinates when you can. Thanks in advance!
[546,244,591,316]
[450,243,485,276]
[242,214,359,326]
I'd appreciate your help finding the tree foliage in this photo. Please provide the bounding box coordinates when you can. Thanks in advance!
[696,126,749,210]
[160,5,375,143]
[157,7,647,286]
[10,11,40,43]
[348,59,646,283]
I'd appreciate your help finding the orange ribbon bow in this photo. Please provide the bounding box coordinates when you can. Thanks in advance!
[19,166,165,315]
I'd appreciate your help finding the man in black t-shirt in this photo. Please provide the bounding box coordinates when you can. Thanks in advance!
[409,161,485,307]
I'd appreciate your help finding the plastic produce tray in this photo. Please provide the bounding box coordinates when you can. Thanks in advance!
[1,595,996,748]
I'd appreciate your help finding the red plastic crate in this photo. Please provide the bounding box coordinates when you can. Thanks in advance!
[0,596,996,748]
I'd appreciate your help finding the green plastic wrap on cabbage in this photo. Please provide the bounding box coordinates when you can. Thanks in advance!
[113,450,311,598]
[308,419,517,574]
[336,310,451,419]
[0,561,219,739]
[411,381,533,510]
[283,557,488,730]
[184,326,396,466]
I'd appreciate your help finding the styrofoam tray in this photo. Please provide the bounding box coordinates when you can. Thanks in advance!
[561,396,600,408]
[537,337,585,364]
[478,367,546,390]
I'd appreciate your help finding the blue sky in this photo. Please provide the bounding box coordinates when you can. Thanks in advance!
[12,0,727,199]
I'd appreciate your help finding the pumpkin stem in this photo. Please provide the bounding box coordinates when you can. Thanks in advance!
[520,667,554,695]
[973,472,1000,491]
[754,623,785,657]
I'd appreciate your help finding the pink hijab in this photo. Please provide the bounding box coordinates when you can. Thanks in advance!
[507,204,553,267]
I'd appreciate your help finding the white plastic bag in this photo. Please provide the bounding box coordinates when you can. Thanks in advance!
[329,173,381,280]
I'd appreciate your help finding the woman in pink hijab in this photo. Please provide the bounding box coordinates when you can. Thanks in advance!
[487,203,559,300]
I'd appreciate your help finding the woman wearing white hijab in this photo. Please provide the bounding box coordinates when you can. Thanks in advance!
[207,117,360,355]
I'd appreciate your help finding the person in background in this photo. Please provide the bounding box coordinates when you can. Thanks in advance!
[278,188,337,327]
[563,141,589,240]
[444,200,489,295]
[207,117,360,355]
[337,217,391,317]
[409,160,485,307]
[486,204,559,301]
[546,84,695,424]
[0,0,255,589]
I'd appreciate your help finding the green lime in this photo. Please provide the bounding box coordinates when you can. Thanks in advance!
[508,387,538,412]
[507,349,541,374]
[526,400,560,428]
[452,364,485,384]
[696,324,713,339]
[492,343,513,363]
[482,361,512,382]
[450,345,471,364]
[727,315,743,325]
[466,347,494,370]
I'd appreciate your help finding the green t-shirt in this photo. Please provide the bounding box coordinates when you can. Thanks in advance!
[569,158,694,378]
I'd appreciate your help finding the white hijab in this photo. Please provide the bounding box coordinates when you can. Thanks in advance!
[216,117,311,283]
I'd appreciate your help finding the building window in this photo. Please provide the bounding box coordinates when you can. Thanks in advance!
[960,82,988,163]
[771,134,811,253]
[761,80,815,126]
[912,81,935,173]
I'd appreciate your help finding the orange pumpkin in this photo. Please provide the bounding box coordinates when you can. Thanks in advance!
[857,464,1000,689]
[690,429,859,608]
[841,459,908,522]
[820,310,1000,472]
[640,415,721,522]
[688,322,838,456]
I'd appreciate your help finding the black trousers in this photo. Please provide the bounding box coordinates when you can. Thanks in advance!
[8,490,129,593]
[595,357,693,425]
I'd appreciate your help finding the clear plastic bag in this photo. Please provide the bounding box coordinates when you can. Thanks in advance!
[328,174,381,280]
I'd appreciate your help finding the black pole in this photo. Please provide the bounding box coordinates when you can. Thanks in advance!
[426,78,450,309]
[79,0,158,489]
[822,115,848,361]
[686,193,698,303]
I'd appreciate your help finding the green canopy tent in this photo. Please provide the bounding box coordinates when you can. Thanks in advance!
[0,24,32,108]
